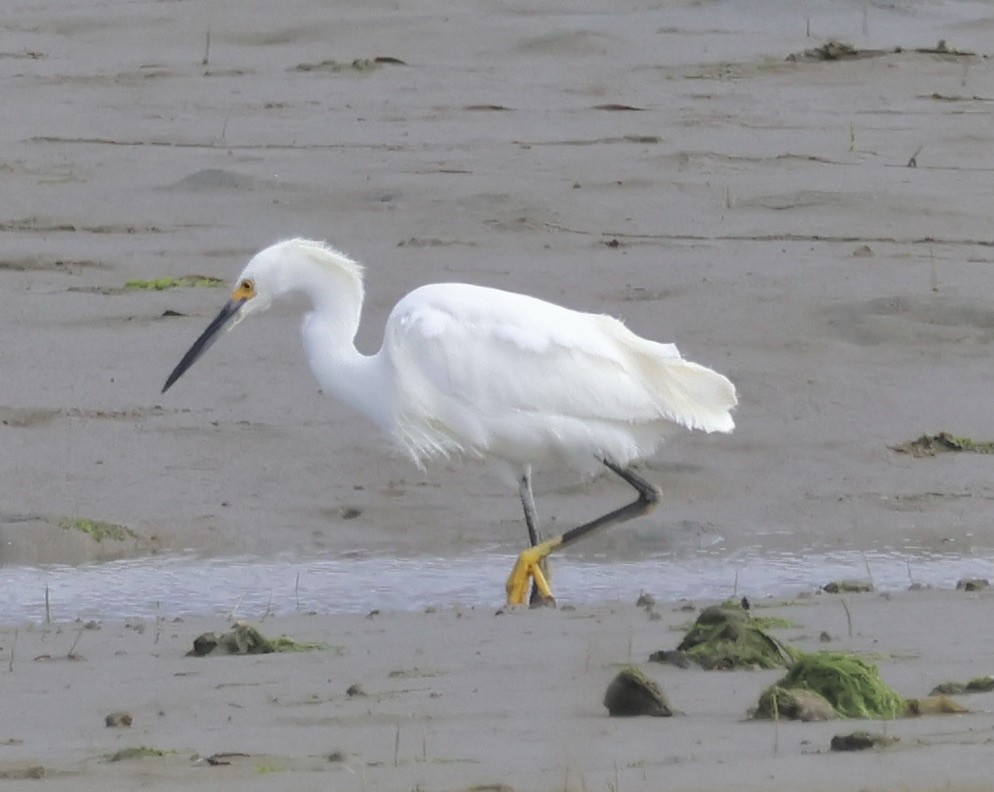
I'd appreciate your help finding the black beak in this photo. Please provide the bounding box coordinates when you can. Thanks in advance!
[162,298,247,393]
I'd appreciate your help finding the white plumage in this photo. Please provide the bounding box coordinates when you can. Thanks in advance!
[384,284,734,473]
[163,238,737,605]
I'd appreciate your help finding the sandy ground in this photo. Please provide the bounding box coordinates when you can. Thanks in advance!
[4,0,994,788]
[2,0,994,567]
[3,591,994,791]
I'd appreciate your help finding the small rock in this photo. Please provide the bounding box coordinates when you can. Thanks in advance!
[648,649,695,669]
[930,680,965,695]
[956,578,990,592]
[603,666,673,717]
[105,711,133,728]
[189,632,219,656]
[818,631,832,643]
[755,687,837,721]
[346,683,367,697]
[635,591,655,609]
[823,579,874,594]
[830,731,899,751]
[187,624,275,657]
[930,676,994,695]
[201,752,250,766]
[905,695,968,715]
[0,766,45,780]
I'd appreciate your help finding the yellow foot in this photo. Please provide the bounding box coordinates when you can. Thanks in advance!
[505,535,563,606]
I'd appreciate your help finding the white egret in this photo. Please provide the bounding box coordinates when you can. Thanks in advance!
[162,239,737,605]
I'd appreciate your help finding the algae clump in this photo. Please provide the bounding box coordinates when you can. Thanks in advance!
[676,605,797,670]
[188,624,325,657]
[748,614,796,630]
[762,652,905,719]
[270,636,327,652]
[891,431,994,457]
[59,518,137,543]
[125,275,224,291]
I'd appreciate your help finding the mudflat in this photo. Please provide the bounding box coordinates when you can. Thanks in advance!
[3,0,994,789]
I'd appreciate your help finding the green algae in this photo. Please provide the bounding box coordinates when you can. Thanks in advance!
[59,518,136,542]
[188,624,325,657]
[676,606,797,670]
[891,431,994,457]
[124,275,223,291]
[271,636,326,652]
[763,652,906,719]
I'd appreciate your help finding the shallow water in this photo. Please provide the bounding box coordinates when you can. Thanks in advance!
[2,548,993,623]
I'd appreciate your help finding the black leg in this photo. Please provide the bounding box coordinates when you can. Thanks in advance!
[558,459,661,549]
[505,459,661,606]
[518,468,541,547]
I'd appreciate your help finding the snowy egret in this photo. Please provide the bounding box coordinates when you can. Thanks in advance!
[162,239,737,605]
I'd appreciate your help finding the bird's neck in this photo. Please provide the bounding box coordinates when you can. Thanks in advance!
[281,258,364,335]
[297,277,394,432]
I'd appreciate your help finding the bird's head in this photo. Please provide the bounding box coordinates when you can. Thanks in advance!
[161,239,363,394]
[160,244,285,394]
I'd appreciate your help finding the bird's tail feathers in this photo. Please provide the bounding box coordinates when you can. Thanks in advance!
[600,317,736,434]
[649,356,737,433]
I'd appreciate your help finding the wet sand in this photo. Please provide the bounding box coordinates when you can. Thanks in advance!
[2,0,994,567]
[3,590,994,791]
[3,0,994,788]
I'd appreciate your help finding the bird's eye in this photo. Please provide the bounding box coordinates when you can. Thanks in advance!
[241,278,254,291]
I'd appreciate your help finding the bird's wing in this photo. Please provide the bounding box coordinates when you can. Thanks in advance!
[382,285,735,461]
